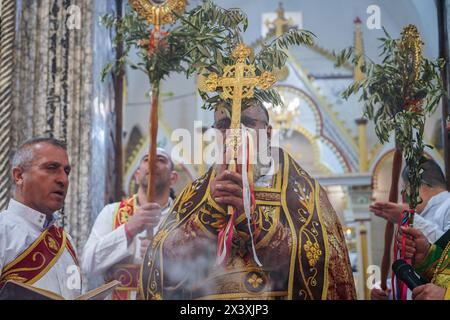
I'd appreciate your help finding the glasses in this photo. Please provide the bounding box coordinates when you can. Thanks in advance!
[212,116,268,131]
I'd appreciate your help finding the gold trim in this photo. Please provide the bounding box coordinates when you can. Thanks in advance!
[296,177,315,299]
[193,213,218,240]
[445,287,450,300]
[29,232,67,285]
[1,229,67,286]
[255,199,282,206]
[255,206,281,249]
[157,172,214,298]
[2,229,53,272]
[129,0,187,26]
[158,225,172,298]
[112,195,137,229]
[195,291,288,300]
[280,154,296,300]
[314,180,330,299]
[139,252,146,299]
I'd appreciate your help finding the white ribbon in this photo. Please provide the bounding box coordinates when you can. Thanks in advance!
[241,126,262,267]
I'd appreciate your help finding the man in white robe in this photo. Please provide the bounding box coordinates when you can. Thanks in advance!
[370,158,450,300]
[81,148,178,299]
[0,137,81,299]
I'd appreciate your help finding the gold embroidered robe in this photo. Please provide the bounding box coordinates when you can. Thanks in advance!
[140,149,356,300]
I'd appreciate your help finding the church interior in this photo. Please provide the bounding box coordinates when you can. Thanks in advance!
[0,0,449,301]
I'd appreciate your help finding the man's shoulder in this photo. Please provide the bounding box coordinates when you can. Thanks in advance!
[181,168,213,190]
[438,192,450,212]
[0,211,31,246]
[92,202,122,223]
[0,210,23,230]
[281,148,315,180]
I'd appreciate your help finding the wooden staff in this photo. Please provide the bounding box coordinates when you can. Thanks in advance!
[146,24,161,240]
[380,145,402,291]
[380,25,423,291]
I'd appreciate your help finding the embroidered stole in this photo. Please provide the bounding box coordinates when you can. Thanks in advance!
[0,225,78,289]
[109,195,142,300]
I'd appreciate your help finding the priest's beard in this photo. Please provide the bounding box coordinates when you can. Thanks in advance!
[155,179,170,196]
[139,175,149,195]
[216,138,272,182]
[140,175,169,197]
[253,139,272,181]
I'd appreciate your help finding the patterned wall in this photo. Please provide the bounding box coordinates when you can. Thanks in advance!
[10,0,117,249]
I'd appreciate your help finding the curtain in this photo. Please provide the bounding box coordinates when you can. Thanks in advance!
[11,0,118,250]
[0,0,16,210]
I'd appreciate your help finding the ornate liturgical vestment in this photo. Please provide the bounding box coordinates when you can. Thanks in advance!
[141,149,356,300]
[0,200,81,299]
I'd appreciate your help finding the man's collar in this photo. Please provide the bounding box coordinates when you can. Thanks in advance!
[422,191,450,213]
[161,197,174,214]
[429,190,450,205]
[7,199,56,230]
[135,193,173,213]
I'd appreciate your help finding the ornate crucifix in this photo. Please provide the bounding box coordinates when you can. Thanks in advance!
[380,24,424,292]
[204,43,276,215]
[128,0,186,203]
[128,0,186,242]
[265,2,294,37]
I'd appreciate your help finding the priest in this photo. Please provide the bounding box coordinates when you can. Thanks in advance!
[141,100,357,300]
[82,148,178,299]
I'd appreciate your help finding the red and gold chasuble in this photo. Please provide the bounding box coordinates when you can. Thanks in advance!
[0,225,78,289]
[141,149,357,300]
[109,195,142,300]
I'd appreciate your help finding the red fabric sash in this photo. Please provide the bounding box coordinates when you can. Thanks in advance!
[0,225,73,289]
[111,196,141,300]
[108,264,141,300]
[113,196,136,230]
[392,210,414,300]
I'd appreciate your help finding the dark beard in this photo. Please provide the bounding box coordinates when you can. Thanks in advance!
[139,176,148,192]
[155,180,169,195]
[140,174,169,196]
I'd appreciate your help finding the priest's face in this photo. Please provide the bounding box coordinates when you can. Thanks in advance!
[213,104,272,166]
[135,151,175,194]
[154,152,175,193]
[13,142,70,215]
[136,154,150,190]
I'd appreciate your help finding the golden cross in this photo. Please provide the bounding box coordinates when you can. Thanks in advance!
[205,44,276,160]
[265,2,294,37]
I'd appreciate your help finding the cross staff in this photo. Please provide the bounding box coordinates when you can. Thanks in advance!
[265,2,294,38]
[204,43,276,215]
[380,24,424,293]
[128,0,186,240]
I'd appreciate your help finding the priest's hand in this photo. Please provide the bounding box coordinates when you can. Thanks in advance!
[125,203,161,241]
[370,287,390,300]
[397,226,430,264]
[211,165,244,215]
[369,201,408,223]
[139,237,151,258]
[412,284,446,300]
